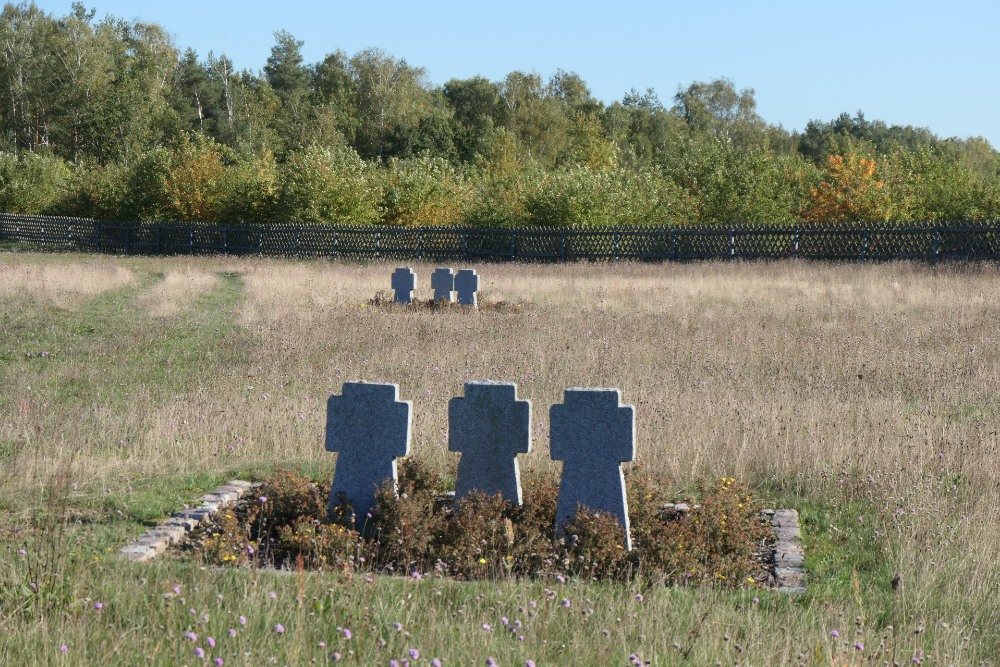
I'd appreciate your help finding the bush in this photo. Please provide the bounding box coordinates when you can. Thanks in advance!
[276,143,382,225]
[0,151,73,214]
[380,155,470,226]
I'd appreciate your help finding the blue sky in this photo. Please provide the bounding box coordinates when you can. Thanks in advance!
[33,0,1000,147]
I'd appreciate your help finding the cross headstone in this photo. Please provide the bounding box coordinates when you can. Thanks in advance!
[431,267,455,303]
[455,269,479,308]
[325,382,412,526]
[550,388,636,549]
[449,381,531,506]
[391,267,416,305]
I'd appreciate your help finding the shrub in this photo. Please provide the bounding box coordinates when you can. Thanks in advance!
[380,155,470,226]
[276,143,382,225]
[0,151,73,214]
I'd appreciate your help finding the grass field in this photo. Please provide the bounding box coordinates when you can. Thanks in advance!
[2,251,999,665]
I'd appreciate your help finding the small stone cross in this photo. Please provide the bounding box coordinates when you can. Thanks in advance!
[455,269,479,308]
[431,267,455,303]
[325,382,412,526]
[391,267,416,305]
[448,381,531,506]
[550,388,636,549]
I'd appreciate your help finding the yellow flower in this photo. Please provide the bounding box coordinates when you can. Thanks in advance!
[478,557,487,564]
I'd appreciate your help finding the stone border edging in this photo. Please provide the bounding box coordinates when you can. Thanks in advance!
[772,509,807,593]
[119,480,258,562]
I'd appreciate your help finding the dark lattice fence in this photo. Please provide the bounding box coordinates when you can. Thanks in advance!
[2,214,998,262]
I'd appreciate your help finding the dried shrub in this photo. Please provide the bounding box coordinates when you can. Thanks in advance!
[368,463,446,573]
[638,477,772,586]
[561,507,631,580]
[192,460,772,588]
[275,518,360,573]
[439,491,518,580]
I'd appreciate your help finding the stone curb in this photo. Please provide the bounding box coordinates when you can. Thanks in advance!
[772,509,807,593]
[119,480,259,562]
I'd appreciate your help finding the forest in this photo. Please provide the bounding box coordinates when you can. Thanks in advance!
[2,2,999,227]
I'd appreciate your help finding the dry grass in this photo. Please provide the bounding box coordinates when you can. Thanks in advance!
[3,254,1000,663]
[0,253,135,308]
[139,265,219,316]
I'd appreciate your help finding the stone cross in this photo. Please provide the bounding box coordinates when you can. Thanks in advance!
[391,267,416,305]
[550,388,636,549]
[325,382,412,526]
[430,267,455,303]
[455,269,479,308]
[448,381,531,506]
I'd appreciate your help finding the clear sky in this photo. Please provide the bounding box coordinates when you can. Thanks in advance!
[31,0,1000,148]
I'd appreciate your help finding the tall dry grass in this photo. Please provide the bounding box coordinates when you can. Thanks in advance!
[2,253,1000,663]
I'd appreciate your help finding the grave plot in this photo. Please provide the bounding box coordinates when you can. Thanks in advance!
[144,380,786,590]
[367,266,518,311]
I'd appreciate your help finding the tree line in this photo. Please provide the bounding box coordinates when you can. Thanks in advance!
[2,2,999,227]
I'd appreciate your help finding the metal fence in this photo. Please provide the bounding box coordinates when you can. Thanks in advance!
[2,214,999,262]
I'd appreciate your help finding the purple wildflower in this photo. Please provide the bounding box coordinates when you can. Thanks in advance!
[194,647,205,659]
[93,602,103,610]
[186,632,198,642]
[431,660,442,667]
[207,637,215,648]
[855,642,865,651]
[831,630,840,637]
[60,645,68,654]
[214,660,224,667]
[409,649,420,660]
[228,628,236,637]
[343,628,352,640]
[274,624,285,634]
[482,624,492,631]
[561,598,570,608]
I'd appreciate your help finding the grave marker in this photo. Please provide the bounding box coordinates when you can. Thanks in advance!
[325,382,412,525]
[455,269,479,308]
[391,267,416,305]
[550,388,636,549]
[449,381,531,505]
[431,267,456,303]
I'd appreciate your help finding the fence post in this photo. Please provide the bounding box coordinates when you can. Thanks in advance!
[932,224,941,264]
[222,226,228,254]
[510,230,516,261]
[124,225,130,255]
[730,229,736,259]
[614,231,620,261]
[671,229,677,262]
[376,231,381,259]
[417,230,423,261]
[861,229,868,261]
[189,224,194,255]
[462,230,469,262]
[258,229,263,256]
[295,227,301,258]
[95,223,101,253]
[793,227,799,259]
[156,224,162,255]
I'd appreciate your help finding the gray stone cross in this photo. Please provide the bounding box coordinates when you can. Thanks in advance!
[391,267,416,305]
[550,388,636,549]
[325,382,412,526]
[455,269,479,308]
[431,267,455,303]
[448,381,531,506]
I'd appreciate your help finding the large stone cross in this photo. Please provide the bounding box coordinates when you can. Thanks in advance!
[325,382,412,526]
[455,269,479,308]
[430,267,455,303]
[391,267,416,305]
[550,388,636,549]
[448,381,531,506]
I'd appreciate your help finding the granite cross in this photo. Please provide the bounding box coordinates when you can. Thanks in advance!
[325,382,412,527]
[449,381,531,506]
[391,267,416,305]
[550,388,636,549]
[431,267,456,303]
[455,269,479,308]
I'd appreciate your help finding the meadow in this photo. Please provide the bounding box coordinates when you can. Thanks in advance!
[1,251,999,665]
